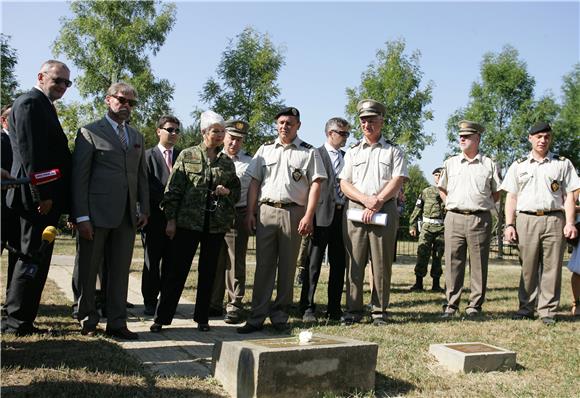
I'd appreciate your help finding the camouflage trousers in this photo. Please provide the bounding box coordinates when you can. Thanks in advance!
[414,224,444,278]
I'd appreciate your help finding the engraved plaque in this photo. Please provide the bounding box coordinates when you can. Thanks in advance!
[247,336,343,348]
[447,343,502,353]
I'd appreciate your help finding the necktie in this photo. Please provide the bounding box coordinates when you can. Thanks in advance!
[117,123,127,149]
[164,149,172,172]
[333,151,345,202]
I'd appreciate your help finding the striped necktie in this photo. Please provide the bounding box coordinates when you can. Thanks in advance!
[117,123,127,149]
[332,150,344,202]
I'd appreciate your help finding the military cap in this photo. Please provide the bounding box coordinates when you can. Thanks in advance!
[458,120,485,136]
[275,106,300,120]
[529,121,552,135]
[432,167,443,175]
[225,119,249,138]
[357,99,386,117]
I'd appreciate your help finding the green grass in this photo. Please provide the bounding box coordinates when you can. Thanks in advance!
[2,237,579,397]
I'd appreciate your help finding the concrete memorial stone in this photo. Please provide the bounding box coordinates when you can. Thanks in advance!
[212,333,378,398]
[429,342,516,373]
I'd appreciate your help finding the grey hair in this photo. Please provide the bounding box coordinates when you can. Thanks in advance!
[200,110,225,132]
[39,60,69,74]
[107,82,138,98]
[325,117,350,134]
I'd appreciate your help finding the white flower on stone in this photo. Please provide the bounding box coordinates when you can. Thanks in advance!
[298,330,313,344]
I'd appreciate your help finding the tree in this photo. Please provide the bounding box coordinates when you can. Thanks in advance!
[1,34,19,107]
[554,64,580,167]
[197,26,285,155]
[400,164,429,231]
[345,39,434,161]
[53,0,176,146]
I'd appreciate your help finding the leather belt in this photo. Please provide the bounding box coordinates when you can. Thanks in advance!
[423,217,443,225]
[448,209,488,215]
[519,210,562,216]
[262,202,297,209]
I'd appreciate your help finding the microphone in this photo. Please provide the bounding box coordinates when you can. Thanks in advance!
[1,168,61,187]
[37,226,58,259]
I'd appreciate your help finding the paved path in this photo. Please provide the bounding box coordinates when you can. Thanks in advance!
[48,255,270,378]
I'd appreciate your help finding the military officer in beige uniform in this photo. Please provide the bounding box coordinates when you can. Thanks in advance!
[237,107,326,333]
[339,99,408,325]
[502,122,580,325]
[438,120,501,318]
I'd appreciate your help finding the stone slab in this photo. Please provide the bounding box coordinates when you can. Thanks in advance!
[212,333,378,398]
[429,342,516,373]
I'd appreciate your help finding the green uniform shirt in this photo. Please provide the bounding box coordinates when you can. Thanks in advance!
[409,185,445,233]
[162,143,241,233]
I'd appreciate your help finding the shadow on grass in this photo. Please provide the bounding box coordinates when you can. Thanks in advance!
[374,371,415,396]
[1,380,225,398]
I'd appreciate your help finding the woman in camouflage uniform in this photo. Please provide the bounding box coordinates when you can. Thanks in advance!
[150,111,240,332]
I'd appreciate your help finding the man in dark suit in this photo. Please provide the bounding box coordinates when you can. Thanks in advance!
[2,60,72,335]
[299,117,350,322]
[72,82,149,339]
[141,115,180,316]
[1,104,19,313]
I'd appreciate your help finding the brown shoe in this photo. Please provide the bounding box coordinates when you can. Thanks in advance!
[105,326,138,340]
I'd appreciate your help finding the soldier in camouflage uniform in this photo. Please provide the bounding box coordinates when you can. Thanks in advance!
[150,111,240,333]
[409,168,445,292]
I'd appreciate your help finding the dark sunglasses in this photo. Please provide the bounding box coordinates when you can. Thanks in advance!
[111,94,138,107]
[332,130,350,137]
[162,127,180,134]
[44,73,72,88]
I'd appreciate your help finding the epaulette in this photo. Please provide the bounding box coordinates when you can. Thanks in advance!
[300,141,313,149]
[552,154,565,161]
[264,140,275,146]
[517,156,527,163]
[350,140,361,149]
[385,139,396,146]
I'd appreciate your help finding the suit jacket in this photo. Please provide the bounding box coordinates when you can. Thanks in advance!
[315,145,344,227]
[7,88,72,213]
[1,130,13,207]
[71,117,149,229]
[146,146,179,216]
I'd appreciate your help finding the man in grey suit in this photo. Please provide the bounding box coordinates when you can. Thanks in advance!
[299,118,349,322]
[141,115,181,315]
[72,82,149,339]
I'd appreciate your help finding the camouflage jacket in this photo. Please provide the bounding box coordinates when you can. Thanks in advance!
[162,143,241,233]
[409,185,445,232]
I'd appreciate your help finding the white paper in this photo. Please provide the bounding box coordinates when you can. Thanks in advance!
[346,208,388,226]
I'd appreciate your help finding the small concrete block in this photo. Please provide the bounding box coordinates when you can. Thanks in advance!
[212,333,378,398]
[429,342,516,373]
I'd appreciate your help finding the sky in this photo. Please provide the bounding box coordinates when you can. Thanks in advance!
[1,0,579,175]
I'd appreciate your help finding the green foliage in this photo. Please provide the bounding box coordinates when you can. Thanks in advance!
[1,34,19,107]
[445,45,560,172]
[400,164,430,228]
[554,64,580,167]
[196,26,285,155]
[52,0,176,143]
[345,39,434,161]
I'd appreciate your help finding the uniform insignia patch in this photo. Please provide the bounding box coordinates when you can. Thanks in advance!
[292,169,303,182]
[416,199,423,206]
[300,141,313,149]
[550,180,560,192]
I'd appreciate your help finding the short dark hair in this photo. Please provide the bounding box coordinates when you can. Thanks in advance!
[157,115,181,129]
[1,104,12,119]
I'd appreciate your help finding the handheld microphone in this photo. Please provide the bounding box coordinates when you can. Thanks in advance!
[1,168,61,187]
[37,226,58,258]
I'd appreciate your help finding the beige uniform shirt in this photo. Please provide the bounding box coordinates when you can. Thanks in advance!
[500,152,580,211]
[439,152,501,211]
[246,136,326,206]
[338,136,408,195]
[224,150,252,208]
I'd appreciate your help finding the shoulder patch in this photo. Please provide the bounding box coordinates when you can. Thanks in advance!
[300,141,313,149]
[350,140,361,149]
[517,156,527,163]
[552,154,565,161]
[264,140,275,146]
[385,139,396,146]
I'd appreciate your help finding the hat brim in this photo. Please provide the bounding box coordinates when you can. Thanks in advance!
[459,130,478,136]
[359,110,382,117]
[226,130,246,138]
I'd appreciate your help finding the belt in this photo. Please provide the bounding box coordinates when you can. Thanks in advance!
[335,204,344,210]
[423,217,444,225]
[519,210,562,216]
[448,209,488,215]
[262,201,297,209]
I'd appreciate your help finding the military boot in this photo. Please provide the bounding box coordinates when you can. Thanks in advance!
[431,277,444,292]
[409,276,424,291]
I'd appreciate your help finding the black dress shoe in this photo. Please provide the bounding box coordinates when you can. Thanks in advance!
[149,323,163,333]
[126,302,135,309]
[197,323,210,332]
[224,311,243,324]
[106,326,138,340]
[237,323,263,334]
[3,325,48,336]
[81,324,98,336]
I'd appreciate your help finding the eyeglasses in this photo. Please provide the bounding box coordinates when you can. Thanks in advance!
[43,73,72,88]
[111,94,138,107]
[162,127,180,134]
[331,130,350,137]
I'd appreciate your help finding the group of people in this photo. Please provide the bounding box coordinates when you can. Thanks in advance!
[1,60,579,339]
